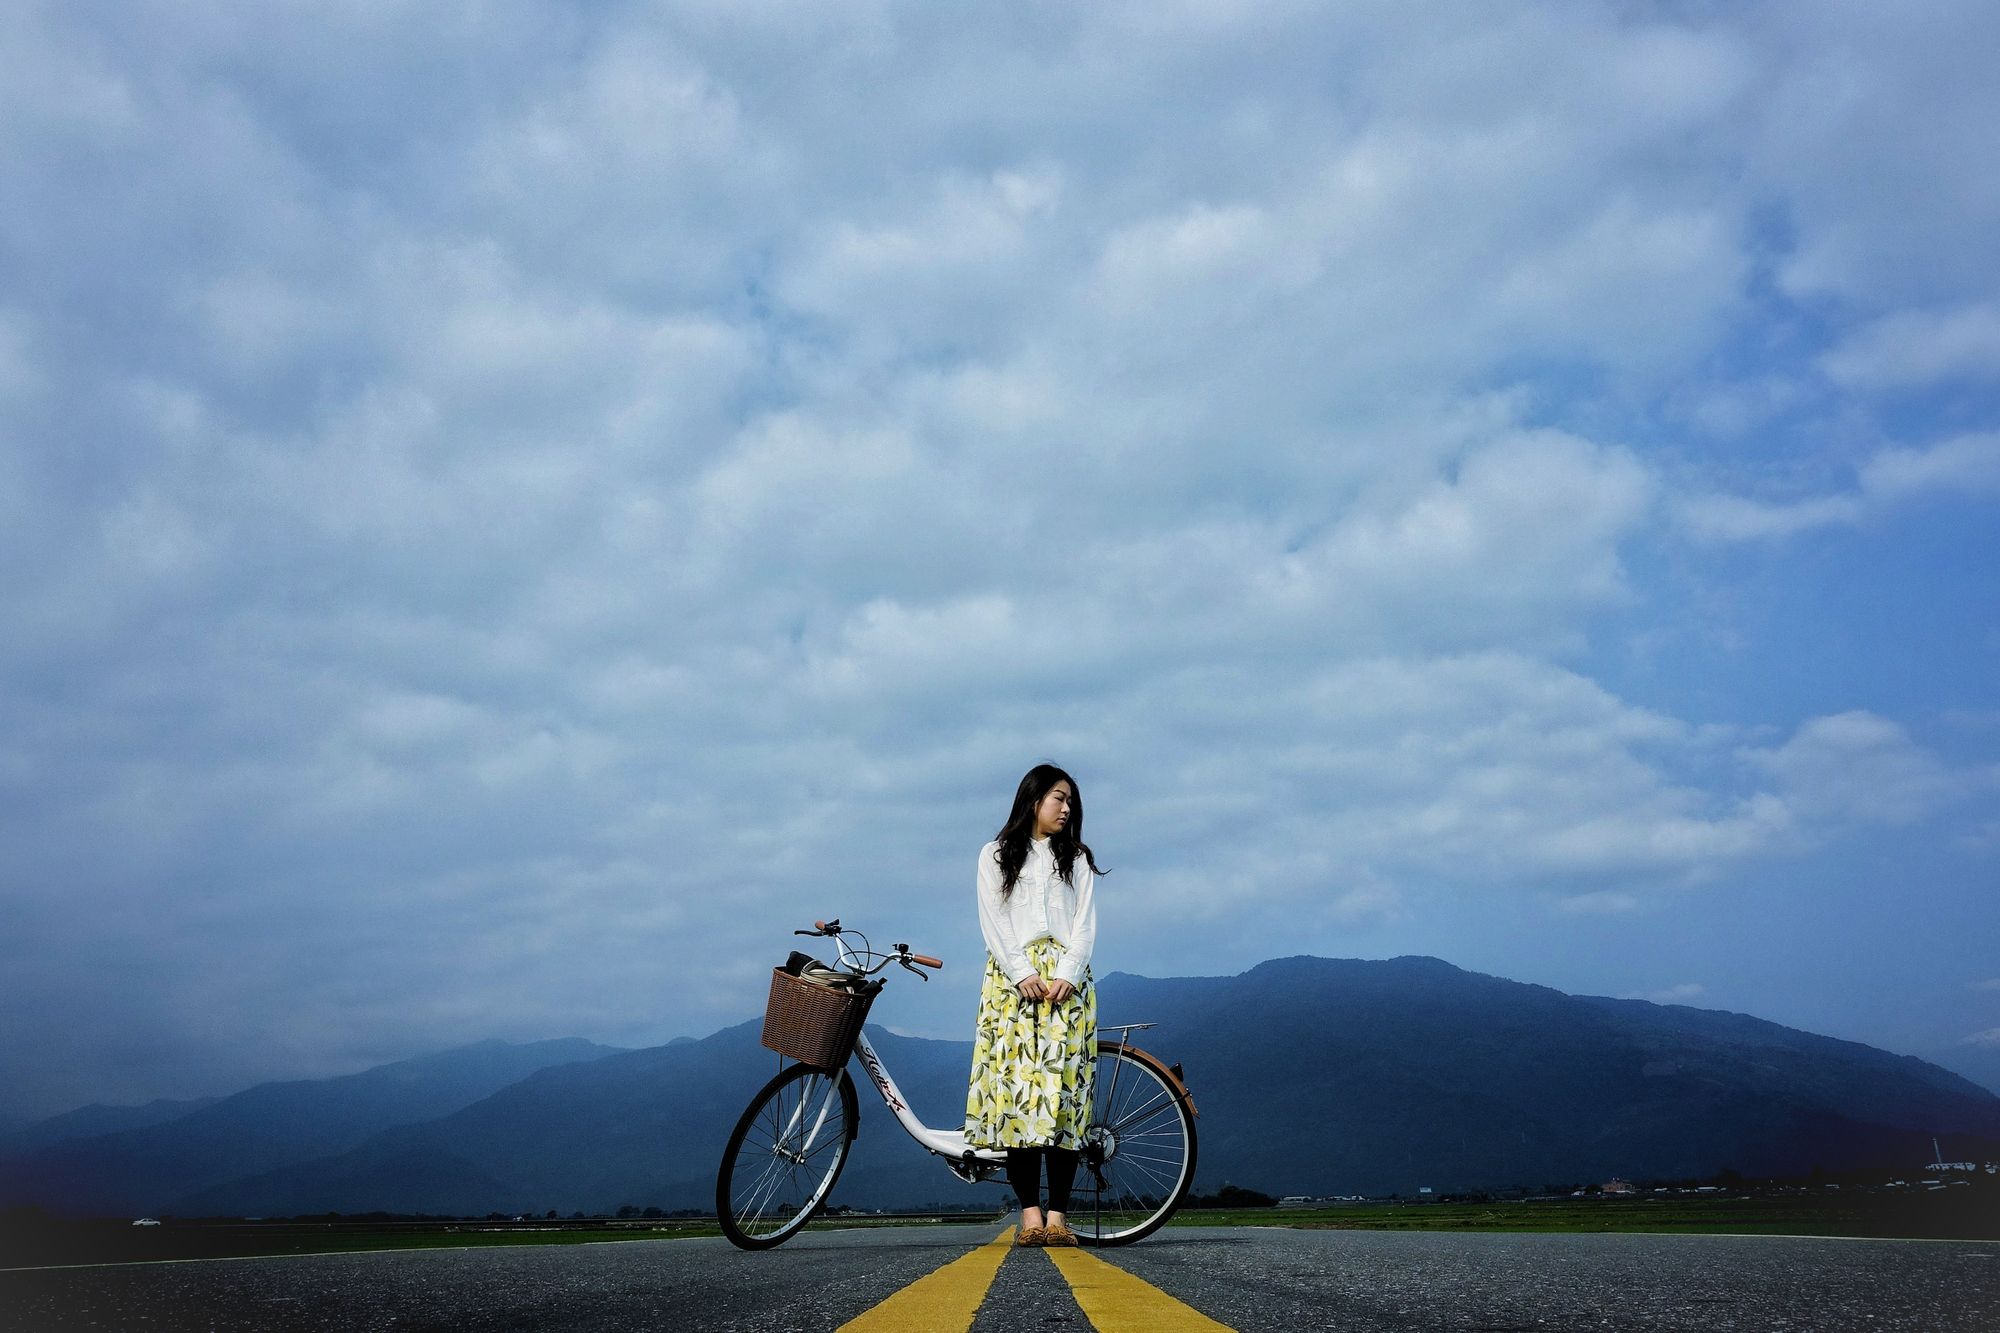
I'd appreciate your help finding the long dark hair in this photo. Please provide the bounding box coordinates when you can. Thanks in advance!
[993,763,1104,898]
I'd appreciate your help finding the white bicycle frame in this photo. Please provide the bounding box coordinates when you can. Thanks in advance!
[818,930,1161,1179]
[850,1028,1000,1166]
[820,931,1005,1168]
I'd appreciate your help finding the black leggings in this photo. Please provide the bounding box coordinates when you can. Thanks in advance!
[1005,1147,1079,1213]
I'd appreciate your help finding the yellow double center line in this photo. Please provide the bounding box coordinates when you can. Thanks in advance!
[838,1226,1233,1332]
[835,1226,1016,1332]
[1044,1245,1233,1332]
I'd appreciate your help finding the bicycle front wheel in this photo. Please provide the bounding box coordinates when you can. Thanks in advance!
[1072,1041,1198,1246]
[715,1061,859,1250]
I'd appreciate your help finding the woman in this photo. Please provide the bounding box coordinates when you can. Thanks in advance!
[964,763,1102,1247]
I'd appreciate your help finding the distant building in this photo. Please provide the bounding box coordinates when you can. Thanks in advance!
[1602,1178,1635,1196]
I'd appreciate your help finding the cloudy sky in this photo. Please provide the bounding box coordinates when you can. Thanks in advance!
[3,1,1997,1122]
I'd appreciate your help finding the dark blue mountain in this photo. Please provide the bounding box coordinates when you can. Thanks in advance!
[1094,955,2000,1195]
[0,1096,222,1159]
[165,1022,986,1217]
[127,956,2000,1215]
[0,1038,624,1216]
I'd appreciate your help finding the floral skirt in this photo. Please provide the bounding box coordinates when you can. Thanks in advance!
[963,937,1095,1150]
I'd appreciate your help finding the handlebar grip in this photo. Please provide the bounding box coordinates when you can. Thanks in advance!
[910,954,943,969]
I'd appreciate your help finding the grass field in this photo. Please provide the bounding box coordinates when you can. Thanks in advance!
[5,1190,1993,1269]
[0,1211,998,1269]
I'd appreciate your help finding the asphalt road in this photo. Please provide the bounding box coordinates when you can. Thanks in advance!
[3,1223,1996,1331]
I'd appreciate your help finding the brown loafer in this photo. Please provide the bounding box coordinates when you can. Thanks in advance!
[1014,1225,1047,1247]
[1042,1222,1079,1247]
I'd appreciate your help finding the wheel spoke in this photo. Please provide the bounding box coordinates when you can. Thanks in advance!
[1073,1050,1195,1244]
[1101,1087,1174,1131]
[718,1065,856,1247]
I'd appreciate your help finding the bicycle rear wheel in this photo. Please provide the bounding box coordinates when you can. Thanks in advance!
[1072,1042,1197,1246]
[715,1061,858,1250]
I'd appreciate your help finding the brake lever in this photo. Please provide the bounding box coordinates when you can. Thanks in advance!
[897,957,931,981]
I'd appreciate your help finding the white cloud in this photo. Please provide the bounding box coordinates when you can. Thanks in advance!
[1965,1028,2000,1050]
[1084,652,1793,907]
[1742,711,1963,829]
[780,166,1068,347]
[1675,492,1862,543]
[0,309,40,404]
[1822,304,2000,390]
[1747,1,2000,310]
[1678,433,2000,542]
[1554,891,1643,916]
[1324,876,1406,928]
[0,2,1996,1118]
[1863,433,2000,500]
[1621,982,1707,1004]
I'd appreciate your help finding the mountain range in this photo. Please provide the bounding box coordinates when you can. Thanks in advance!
[0,1037,621,1217]
[4,957,1996,1218]
[0,1096,223,1160]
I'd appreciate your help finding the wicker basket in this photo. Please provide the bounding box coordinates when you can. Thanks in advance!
[761,967,874,1069]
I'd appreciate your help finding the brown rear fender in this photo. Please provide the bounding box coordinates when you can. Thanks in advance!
[1096,1040,1198,1118]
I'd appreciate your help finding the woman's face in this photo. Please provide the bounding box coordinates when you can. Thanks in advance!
[1032,781,1074,838]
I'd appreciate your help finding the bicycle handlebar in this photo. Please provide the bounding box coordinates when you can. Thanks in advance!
[794,921,942,973]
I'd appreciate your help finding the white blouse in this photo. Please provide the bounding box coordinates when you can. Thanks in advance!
[975,836,1097,987]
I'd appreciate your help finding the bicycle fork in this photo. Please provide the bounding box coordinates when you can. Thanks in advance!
[736,1073,845,1228]
[776,1074,843,1163]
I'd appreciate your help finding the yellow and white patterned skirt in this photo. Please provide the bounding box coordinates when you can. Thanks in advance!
[963,937,1095,1150]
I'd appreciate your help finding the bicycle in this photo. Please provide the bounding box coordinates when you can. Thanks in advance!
[714,919,1199,1250]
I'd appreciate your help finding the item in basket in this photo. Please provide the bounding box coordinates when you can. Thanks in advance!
[761,965,877,1068]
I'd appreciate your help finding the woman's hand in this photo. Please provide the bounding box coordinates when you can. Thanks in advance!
[1044,978,1075,1005]
[1016,975,1050,1003]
